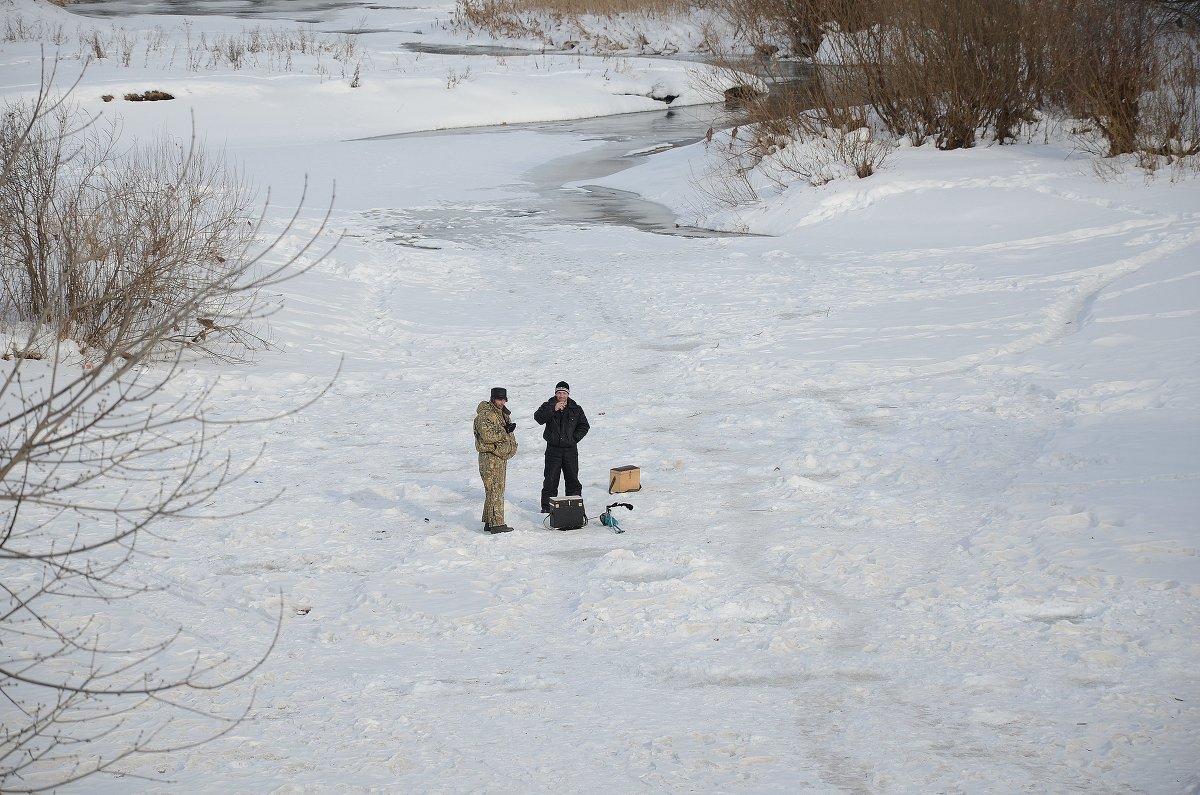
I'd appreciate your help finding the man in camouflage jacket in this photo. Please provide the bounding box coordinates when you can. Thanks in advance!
[474,387,518,533]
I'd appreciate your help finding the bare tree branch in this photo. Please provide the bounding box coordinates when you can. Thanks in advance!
[1,64,338,791]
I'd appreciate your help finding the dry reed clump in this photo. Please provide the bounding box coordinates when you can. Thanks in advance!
[3,13,69,45]
[460,0,692,20]
[453,0,701,50]
[4,16,362,80]
[189,26,361,72]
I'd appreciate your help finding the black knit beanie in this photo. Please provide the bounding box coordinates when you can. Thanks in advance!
[554,381,569,392]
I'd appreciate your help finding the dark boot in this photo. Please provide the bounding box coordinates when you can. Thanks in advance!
[485,524,513,534]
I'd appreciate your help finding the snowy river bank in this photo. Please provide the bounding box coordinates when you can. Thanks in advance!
[1,0,1197,791]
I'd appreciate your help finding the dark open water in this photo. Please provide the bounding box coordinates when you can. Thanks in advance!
[63,1,810,235]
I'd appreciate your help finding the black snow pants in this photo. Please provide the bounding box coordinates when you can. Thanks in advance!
[541,446,581,511]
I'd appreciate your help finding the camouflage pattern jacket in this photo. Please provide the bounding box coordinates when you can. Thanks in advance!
[474,400,518,461]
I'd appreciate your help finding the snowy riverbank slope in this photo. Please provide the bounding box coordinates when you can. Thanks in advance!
[1,0,1198,792]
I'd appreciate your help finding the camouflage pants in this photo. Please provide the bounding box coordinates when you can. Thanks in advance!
[478,453,507,526]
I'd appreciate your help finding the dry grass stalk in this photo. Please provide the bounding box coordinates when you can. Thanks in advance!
[454,0,697,47]
[462,0,692,17]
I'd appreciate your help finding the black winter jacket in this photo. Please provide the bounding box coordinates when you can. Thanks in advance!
[534,396,590,449]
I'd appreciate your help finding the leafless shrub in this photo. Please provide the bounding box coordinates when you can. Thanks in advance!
[689,127,764,212]
[811,0,1054,150]
[712,0,866,58]
[1055,0,1158,157]
[782,121,893,182]
[1161,0,1200,30]
[145,24,170,56]
[458,0,690,21]
[215,31,247,68]
[0,76,337,791]
[0,101,263,361]
[691,11,891,208]
[700,0,1198,193]
[113,26,136,67]
[8,18,361,77]
[1136,39,1200,169]
[84,29,105,60]
[2,14,67,44]
[446,65,474,88]
[728,83,891,196]
[1054,0,1200,171]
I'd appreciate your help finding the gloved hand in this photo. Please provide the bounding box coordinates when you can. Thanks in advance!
[505,422,516,433]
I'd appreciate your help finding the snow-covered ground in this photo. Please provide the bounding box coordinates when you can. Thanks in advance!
[2,0,1198,792]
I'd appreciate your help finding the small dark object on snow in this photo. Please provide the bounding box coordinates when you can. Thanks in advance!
[125,90,175,102]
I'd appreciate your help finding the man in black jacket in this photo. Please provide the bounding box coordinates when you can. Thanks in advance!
[534,380,590,513]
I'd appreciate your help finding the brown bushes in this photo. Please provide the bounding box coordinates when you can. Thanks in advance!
[0,100,261,359]
[456,0,1196,170]
[710,0,1199,191]
[1050,0,1200,163]
[768,0,1061,151]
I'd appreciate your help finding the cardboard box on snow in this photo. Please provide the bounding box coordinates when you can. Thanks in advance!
[609,465,640,494]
